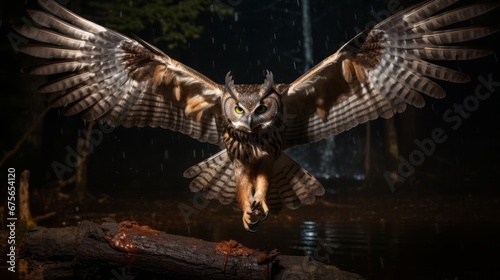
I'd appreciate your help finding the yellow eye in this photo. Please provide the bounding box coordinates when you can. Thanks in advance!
[234,106,244,114]
[255,105,267,114]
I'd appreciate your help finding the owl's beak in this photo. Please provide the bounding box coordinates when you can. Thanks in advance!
[244,115,255,131]
[234,115,259,132]
[236,115,257,132]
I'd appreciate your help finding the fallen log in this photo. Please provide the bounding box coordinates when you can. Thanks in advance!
[21,220,364,280]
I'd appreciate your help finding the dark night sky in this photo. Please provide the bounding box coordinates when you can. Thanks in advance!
[1,0,499,196]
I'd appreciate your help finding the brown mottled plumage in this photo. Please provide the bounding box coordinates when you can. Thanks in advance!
[16,0,499,231]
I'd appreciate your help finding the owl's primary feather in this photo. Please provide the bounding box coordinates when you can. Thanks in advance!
[282,0,499,147]
[16,0,498,231]
[16,0,224,145]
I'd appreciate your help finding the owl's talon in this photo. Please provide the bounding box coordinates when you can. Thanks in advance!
[248,210,269,227]
[243,208,260,232]
[261,210,269,222]
[249,220,260,226]
[247,224,258,233]
[251,200,259,210]
[243,195,269,231]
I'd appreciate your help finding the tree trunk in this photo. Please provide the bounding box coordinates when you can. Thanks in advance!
[301,0,314,71]
[21,221,364,280]
[384,118,400,191]
[364,122,371,185]
[19,170,36,230]
[73,122,96,196]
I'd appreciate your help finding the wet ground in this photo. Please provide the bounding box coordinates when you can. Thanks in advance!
[12,182,499,280]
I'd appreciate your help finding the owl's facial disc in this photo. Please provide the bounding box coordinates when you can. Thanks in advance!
[229,102,272,132]
[230,103,253,132]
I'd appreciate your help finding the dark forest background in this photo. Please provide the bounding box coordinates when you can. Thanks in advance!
[1,0,499,199]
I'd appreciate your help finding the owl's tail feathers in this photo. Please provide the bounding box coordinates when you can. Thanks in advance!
[183,150,236,205]
[183,150,325,211]
[267,154,325,211]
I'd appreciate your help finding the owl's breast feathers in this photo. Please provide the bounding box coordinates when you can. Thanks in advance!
[222,115,285,164]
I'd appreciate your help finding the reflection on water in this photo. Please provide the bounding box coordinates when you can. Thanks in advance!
[287,222,500,280]
[184,217,500,280]
[20,186,500,280]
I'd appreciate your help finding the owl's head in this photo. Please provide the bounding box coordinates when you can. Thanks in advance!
[223,71,281,133]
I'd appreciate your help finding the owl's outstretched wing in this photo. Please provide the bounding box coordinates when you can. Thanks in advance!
[16,0,224,145]
[282,0,499,148]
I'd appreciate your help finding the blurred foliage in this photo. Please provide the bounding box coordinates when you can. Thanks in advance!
[86,0,235,49]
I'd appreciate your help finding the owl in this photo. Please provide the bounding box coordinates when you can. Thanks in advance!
[16,0,498,231]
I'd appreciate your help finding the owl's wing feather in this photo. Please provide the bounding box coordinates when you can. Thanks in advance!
[183,150,236,205]
[267,154,325,211]
[16,0,224,145]
[282,0,499,148]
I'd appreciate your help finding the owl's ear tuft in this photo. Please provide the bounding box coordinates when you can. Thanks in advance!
[259,70,274,98]
[225,71,239,99]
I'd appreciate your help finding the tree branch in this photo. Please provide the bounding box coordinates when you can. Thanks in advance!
[21,220,364,279]
[0,106,52,168]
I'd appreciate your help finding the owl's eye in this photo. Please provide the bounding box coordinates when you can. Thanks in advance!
[234,106,244,114]
[254,105,267,114]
